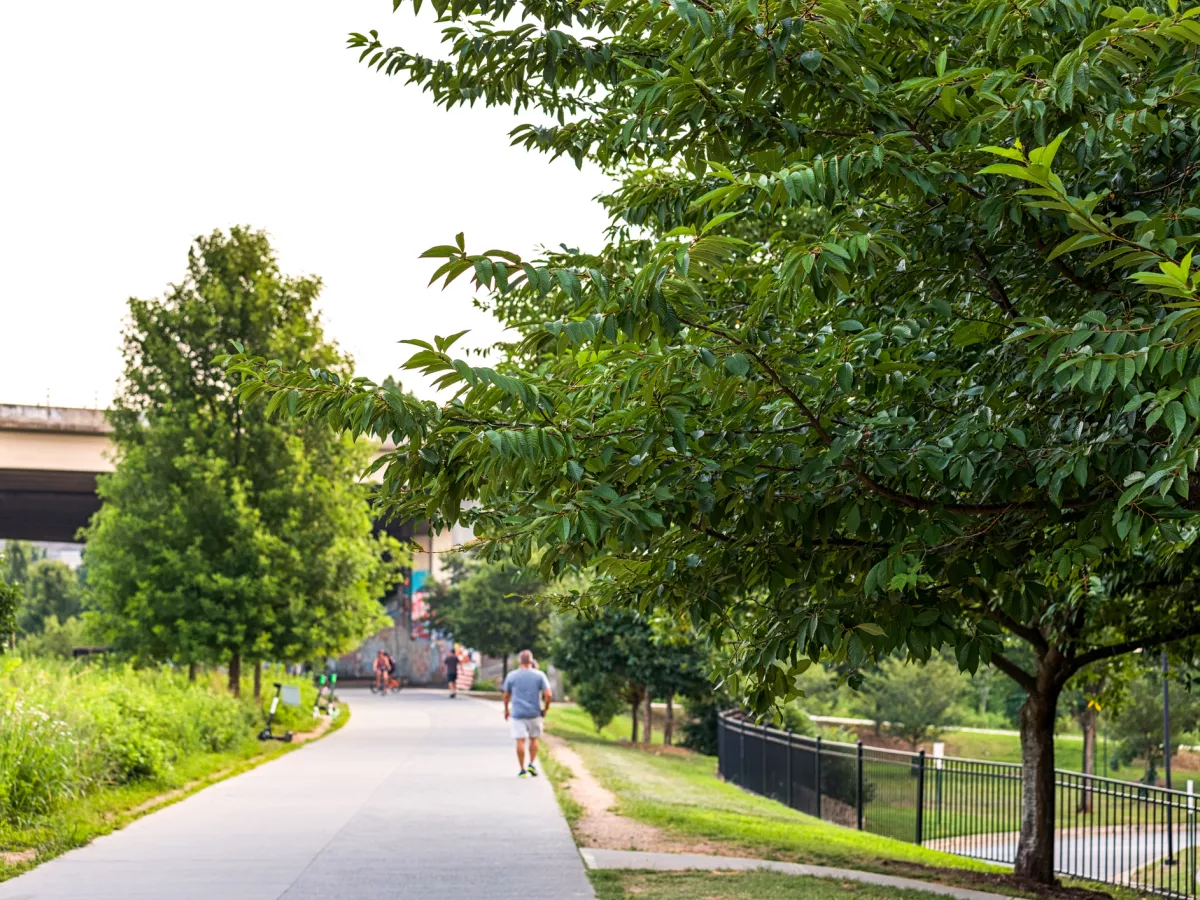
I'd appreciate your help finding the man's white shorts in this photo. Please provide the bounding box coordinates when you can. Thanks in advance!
[511,717,544,739]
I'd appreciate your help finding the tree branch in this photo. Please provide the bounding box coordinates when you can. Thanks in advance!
[971,247,1017,318]
[970,603,1048,653]
[990,652,1037,692]
[1070,621,1200,672]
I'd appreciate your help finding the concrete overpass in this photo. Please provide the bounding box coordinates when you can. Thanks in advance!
[0,406,460,572]
[0,405,113,543]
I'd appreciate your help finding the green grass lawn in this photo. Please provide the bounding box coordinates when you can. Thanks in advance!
[545,707,1151,900]
[934,730,1199,786]
[588,870,979,900]
[545,707,997,874]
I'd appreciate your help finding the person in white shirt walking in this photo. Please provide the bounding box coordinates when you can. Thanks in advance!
[502,649,552,777]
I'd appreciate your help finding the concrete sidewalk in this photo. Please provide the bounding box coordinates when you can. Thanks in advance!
[0,689,594,900]
[581,848,1012,900]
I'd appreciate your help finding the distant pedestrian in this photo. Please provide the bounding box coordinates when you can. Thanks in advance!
[502,649,552,777]
[444,649,460,698]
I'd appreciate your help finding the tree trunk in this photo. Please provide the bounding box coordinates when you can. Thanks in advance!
[630,694,640,743]
[187,661,197,683]
[1014,681,1063,883]
[253,661,262,700]
[1078,705,1097,814]
[228,652,241,697]
[644,690,653,745]
[502,655,508,679]
[665,694,674,746]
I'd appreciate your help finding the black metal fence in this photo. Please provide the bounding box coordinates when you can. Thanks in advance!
[718,712,1199,898]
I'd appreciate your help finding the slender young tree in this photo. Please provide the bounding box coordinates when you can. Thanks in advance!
[87,228,398,691]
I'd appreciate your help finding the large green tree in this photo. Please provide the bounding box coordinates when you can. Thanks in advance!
[427,554,549,675]
[553,607,710,741]
[227,0,1200,880]
[87,228,399,693]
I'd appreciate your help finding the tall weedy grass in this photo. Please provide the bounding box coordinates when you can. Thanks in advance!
[0,658,313,826]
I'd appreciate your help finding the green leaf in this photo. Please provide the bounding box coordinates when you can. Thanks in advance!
[725,353,751,377]
[1165,400,1187,439]
[799,49,822,72]
[837,362,853,392]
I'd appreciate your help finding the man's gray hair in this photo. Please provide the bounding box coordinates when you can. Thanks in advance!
[518,649,534,665]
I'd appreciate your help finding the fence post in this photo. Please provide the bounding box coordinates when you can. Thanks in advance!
[739,719,745,787]
[761,722,768,797]
[856,740,864,831]
[915,748,926,845]
[786,729,793,809]
[815,735,823,819]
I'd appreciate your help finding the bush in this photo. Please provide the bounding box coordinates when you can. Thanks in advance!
[0,697,81,824]
[0,658,298,825]
[681,685,736,756]
[18,615,91,659]
[471,678,498,692]
[574,677,627,732]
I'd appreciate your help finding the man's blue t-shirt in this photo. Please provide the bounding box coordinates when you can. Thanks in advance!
[503,668,551,719]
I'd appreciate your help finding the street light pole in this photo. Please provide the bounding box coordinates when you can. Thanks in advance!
[1164,648,1176,866]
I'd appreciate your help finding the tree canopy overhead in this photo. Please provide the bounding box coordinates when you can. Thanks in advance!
[227,0,1200,880]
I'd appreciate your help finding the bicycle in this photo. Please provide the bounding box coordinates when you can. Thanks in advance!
[370,674,402,694]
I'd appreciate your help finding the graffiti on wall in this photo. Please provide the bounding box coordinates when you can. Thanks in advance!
[334,617,453,685]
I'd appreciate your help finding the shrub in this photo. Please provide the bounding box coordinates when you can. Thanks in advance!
[0,698,81,824]
[0,657,306,824]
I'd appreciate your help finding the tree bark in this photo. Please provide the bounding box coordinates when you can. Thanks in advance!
[630,693,640,743]
[253,660,262,700]
[187,661,197,683]
[1014,670,1065,883]
[665,694,674,746]
[644,690,653,745]
[1078,704,1097,814]
[228,652,241,697]
[502,654,509,679]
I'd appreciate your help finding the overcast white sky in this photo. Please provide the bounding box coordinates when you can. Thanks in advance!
[0,1,611,407]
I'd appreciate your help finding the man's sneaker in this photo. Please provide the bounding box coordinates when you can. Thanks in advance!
[527,763,539,776]
[518,769,529,778]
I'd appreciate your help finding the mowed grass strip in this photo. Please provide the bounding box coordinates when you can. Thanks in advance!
[545,707,997,873]
[588,869,986,900]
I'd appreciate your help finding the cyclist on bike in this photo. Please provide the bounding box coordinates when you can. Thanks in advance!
[384,651,397,689]
[373,649,390,691]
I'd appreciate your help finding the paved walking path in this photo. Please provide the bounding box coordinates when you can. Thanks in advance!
[581,848,1012,900]
[0,690,594,900]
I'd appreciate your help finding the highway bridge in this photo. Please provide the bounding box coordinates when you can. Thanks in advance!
[0,405,112,543]
[0,404,455,566]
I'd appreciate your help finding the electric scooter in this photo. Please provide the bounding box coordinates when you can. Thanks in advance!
[312,673,328,718]
[311,672,341,718]
[259,682,297,742]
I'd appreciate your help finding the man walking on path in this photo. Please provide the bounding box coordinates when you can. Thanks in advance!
[503,649,553,777]
[444,648,460,698]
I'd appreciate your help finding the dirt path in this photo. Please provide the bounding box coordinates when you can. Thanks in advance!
[543,734,726,854]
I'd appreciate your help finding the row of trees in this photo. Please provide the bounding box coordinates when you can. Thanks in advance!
[223,0,1200,881]
[554,607,711,746]
[427,554,712,745]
